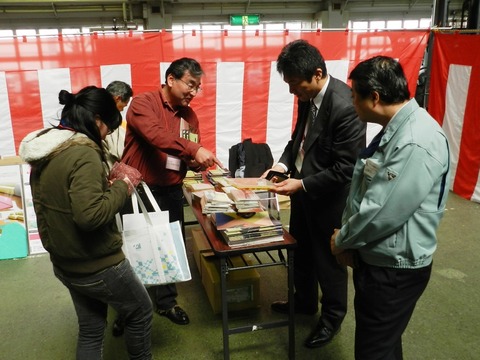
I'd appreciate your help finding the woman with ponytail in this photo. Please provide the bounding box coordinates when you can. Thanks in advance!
[19,86,152,360]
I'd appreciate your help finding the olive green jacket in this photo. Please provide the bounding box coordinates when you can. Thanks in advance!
[20,129,129,274]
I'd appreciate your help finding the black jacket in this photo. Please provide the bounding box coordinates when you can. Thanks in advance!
[229,138,273,178]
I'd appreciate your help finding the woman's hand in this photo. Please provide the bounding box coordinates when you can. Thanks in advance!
[109,162,142,194]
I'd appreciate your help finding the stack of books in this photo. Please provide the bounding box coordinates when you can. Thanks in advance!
[185,170,202,180]
[228,188,263,213]
[184,182,214,192]
[201,190,235,214]
[206,168,230,185]
[183,170,205,189]
[212,211,284,248]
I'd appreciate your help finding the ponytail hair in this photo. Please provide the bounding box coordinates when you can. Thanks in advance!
[57,86,121,150]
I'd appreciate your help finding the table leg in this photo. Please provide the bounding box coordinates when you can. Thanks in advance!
[220,257,230,360]
[288,249,295,360]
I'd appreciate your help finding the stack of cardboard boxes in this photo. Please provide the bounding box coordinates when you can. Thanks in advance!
[191,227,261,314]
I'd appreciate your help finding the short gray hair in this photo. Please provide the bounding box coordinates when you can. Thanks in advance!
[106,81,133,102]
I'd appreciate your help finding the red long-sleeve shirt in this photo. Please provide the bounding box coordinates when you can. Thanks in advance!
[122,88,202,187]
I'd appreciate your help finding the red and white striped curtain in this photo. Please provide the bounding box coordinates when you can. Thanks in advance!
[0,30,428,169]
[429,32,480,203]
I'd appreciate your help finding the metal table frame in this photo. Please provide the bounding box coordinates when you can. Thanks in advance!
[184,188,297,360]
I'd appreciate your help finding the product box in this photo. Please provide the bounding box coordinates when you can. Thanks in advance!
[190,226,261,314]
[191,227,214,276]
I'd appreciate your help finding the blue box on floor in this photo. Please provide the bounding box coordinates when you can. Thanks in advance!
[0,221,28,260]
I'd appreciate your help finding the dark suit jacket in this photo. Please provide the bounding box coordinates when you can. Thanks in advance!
[279,76,366,227]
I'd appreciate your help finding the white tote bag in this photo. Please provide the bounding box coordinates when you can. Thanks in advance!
[117,183,192,285]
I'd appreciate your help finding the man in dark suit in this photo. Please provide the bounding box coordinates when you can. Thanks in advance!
[267,40,366,349]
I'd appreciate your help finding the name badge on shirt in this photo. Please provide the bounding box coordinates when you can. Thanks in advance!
[180,118,199,143]
[364,158,380,181]
[166,155,181,171]
[189,132,198,143]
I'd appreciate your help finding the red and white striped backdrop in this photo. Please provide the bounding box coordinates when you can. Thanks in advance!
[0,30,427,169]
[429,32,480,203]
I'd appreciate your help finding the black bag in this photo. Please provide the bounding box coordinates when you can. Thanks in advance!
[228,138,274,178]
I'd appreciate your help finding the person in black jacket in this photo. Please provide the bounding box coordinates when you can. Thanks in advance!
[266,40,366,349]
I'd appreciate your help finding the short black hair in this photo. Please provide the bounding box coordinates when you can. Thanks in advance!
[276,39,327,81]
[165,57,204,83]
[349,56,410,104]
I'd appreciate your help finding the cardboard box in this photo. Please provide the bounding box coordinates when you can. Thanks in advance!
[201,255,260,314]
[190,226,261,314]
[191,227,214,276]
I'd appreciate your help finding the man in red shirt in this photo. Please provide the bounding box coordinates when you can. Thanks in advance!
[120,58,222,329]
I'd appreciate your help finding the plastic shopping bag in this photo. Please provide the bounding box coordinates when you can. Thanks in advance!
[117,184,191,285]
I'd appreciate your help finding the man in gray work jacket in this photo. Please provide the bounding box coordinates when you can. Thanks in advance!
[331,56,451,360]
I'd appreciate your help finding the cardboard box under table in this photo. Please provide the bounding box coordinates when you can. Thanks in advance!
[191,227,260,314]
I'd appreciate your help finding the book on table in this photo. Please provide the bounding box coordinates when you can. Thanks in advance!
[224,234,284,248]
[207,168,230,178]
[184,181,214,192]
[219,227,284,248]
[211,211,284,247]
[185,170,203,180]
[200,190,235,214]
[228,188,264,213]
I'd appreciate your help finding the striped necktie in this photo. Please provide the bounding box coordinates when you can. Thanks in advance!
[310,101,317,126]
[295,101,317,173]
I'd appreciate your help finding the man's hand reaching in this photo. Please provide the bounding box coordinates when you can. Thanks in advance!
[194,147,224,171]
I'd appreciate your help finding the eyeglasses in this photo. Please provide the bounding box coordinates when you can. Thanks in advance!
[102,121,114,135]
[176,78,202,93]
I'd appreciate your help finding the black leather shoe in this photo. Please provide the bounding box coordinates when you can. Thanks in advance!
[157,305,190,325]
[112,318,124,337]
[304,323,340,348]
[271,301,317,315]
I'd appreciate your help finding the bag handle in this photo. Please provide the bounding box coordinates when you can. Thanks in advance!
[130,182,162,215]
[131,190,140,214]
[133,187,154,226]
[140,181,162,212]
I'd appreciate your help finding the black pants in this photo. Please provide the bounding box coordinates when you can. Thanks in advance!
[289,193,348,330]
[124,183,185,310]
[353,261,432,360]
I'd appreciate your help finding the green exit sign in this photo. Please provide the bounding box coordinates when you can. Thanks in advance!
[229,14,260,26]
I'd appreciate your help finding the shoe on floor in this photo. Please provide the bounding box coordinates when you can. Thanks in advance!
[271,301,318,315]
[157,305,190,325]
[112,318,124,337]
[304,322,340,348]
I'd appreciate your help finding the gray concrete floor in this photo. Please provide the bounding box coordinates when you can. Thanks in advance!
[1,191,479,360]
